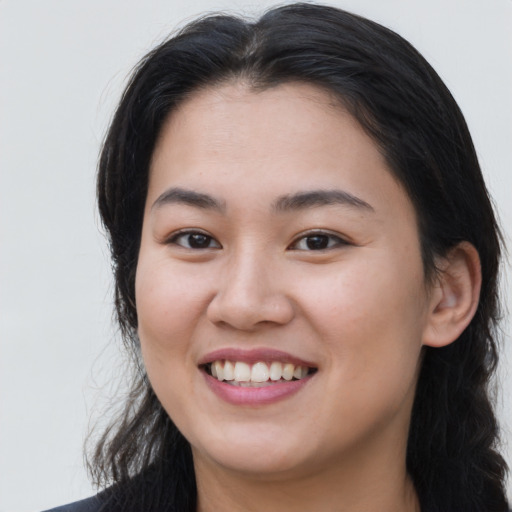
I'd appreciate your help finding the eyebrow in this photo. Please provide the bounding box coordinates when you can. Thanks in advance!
[151,187,374,214]
[151,187,225,212]
[273,189,374,213]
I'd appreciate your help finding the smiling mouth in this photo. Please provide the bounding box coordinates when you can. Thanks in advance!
[204,360,317,387]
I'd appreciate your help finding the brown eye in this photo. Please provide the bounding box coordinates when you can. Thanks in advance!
[290,232,348,251]
[187,233,212,248]
[305,235,330,250]
[170,231,221,249]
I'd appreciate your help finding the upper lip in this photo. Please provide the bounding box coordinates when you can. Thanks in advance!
[198,348,317,368]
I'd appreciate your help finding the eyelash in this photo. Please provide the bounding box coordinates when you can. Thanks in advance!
[167,230,221,250]
[288,231,349,251]
[167,230,349,251]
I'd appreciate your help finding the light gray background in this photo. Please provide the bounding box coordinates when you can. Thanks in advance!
[1,1,511,510]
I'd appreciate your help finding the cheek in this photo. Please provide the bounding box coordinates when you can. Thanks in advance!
[297,253,427,375]
[298,262,426,439]
[134,257,210,380]
[134,260,206,424]
[137,257,202,333]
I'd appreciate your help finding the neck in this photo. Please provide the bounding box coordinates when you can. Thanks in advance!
[194,442,420,512]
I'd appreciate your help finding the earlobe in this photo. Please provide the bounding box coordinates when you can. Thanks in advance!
[422,242,482,348]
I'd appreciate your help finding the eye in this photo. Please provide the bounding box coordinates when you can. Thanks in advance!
[168,230,221,249]
[289,232,348,251]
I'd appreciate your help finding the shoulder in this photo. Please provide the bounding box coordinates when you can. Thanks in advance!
[41,494,104,512]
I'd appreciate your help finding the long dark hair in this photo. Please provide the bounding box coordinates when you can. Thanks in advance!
[90,3,509,511]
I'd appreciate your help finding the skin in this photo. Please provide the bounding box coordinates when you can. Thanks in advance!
[135,82,480,512]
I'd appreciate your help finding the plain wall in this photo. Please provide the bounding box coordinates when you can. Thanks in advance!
[1,1,511,510]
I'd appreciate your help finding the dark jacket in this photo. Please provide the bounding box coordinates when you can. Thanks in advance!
[42,495,104,512]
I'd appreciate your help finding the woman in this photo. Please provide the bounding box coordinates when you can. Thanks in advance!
[45,3,509,511]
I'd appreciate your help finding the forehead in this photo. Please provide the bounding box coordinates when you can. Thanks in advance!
[148,81,412,219]
[152,83,379,175]
[158,81,349,144]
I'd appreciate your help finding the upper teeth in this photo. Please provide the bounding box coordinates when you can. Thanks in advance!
[210,360,309,383]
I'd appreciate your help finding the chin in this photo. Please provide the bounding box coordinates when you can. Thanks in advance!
[191,427,312,478]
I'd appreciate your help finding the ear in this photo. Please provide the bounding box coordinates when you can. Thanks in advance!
[422,242,482,348]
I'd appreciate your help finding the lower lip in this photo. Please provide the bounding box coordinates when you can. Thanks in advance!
[203,371,313,406]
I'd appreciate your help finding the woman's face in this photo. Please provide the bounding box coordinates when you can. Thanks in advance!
[136,82,435,479]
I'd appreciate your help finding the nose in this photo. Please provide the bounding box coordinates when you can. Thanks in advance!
[206,248,295,331]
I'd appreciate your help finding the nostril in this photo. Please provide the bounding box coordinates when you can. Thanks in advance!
[206,290,295,330]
